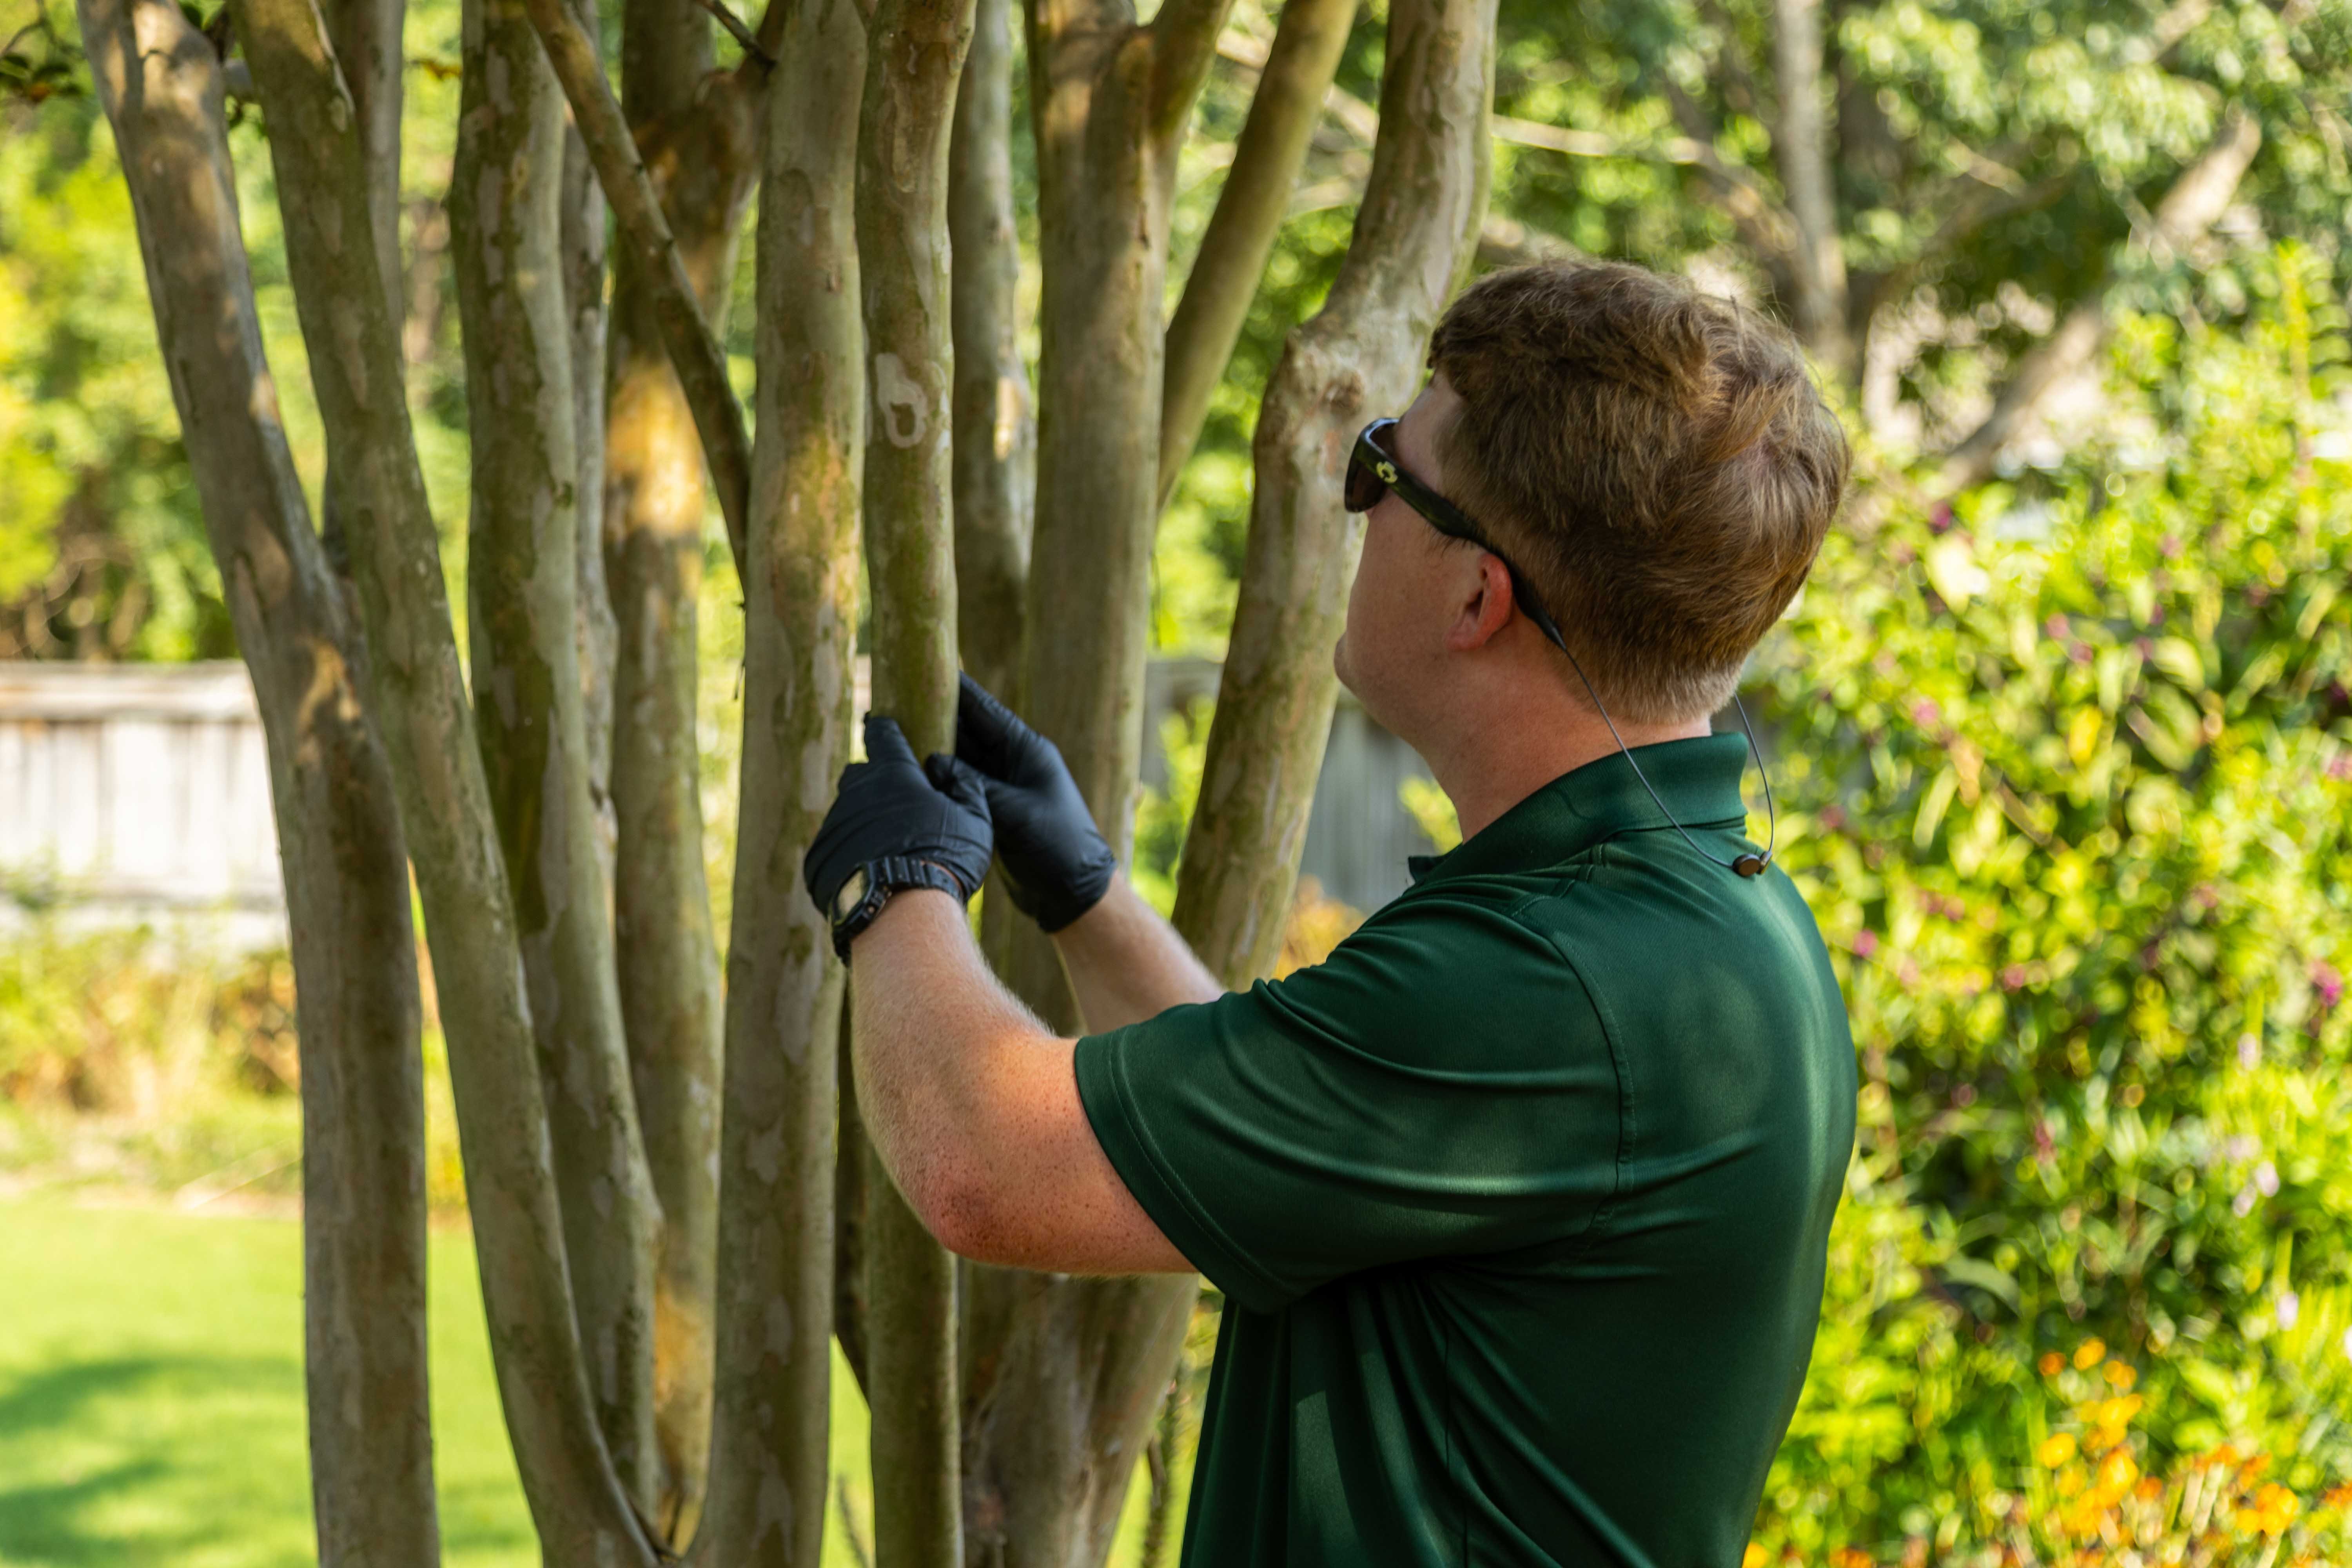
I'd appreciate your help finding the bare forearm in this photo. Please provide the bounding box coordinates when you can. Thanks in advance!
[845,886,1190,1274]
[1051,875,1223,1033]
[850,889,1053,1226]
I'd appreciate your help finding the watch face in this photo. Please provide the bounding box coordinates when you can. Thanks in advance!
[834,867,869,919]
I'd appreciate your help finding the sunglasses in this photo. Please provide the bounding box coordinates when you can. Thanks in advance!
[1344,417,1572,654]
[1340,417,1779,878]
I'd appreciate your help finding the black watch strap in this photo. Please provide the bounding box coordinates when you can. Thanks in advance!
[829,855,964,959]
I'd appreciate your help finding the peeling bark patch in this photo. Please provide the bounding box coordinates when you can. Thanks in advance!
[871,351,929,448]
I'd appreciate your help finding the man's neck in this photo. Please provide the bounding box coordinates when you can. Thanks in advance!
[1420,678,1711,842]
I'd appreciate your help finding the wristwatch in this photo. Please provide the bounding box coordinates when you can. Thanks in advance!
[829,855,965,959]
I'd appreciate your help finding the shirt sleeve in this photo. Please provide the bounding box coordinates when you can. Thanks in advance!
[1073,887,1624,1314]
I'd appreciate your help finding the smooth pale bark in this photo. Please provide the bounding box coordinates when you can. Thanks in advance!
[962,2,1234,1562]
[856,2,976,1563]
[232,0,657,1556]
[561,20,618,862]
[604,10,762,1532]
[81,4,435,1561]
[948,0,1034,983]
[1769,0,1851,378]
[691,0,864,1559]
[525,0,755,576]
[949,0,1034,703]
[1936,107,2261,494]
[451,0,662,1508]
[1154,0,1357,514]
[1176,0,1493,985]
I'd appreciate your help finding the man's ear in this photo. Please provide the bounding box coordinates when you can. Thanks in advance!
[1445,553,1519,652]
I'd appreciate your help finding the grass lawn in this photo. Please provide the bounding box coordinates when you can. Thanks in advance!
[0,1195,962,1568]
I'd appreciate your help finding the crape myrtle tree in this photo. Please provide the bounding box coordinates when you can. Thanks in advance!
[78,0,1495,1552]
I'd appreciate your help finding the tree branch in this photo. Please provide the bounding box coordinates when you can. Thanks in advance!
[1149,0,1239,138]
[1158,0,1357,513]
[523,0,753,578]
[1935,106,2261,493]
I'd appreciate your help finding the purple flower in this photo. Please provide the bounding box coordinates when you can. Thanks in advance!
[2256,1160,2280,1197]
[2045,614,2071,641]
[1853,929,1880,960]
[2312,961,2344,1010]
[1912,699,1942,730]
[2330,753,2352,782]
[2238,1034,2260,1070]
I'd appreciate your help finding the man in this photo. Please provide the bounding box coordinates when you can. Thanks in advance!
[804,259,1858,1566]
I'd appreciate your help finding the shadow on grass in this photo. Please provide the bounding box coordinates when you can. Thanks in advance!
[0,1352,307,1567]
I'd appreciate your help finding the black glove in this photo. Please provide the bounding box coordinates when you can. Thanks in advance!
[954,673,1117,932]
[803,713,995,958]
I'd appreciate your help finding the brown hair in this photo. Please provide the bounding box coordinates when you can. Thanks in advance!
[1426,259,1849,723]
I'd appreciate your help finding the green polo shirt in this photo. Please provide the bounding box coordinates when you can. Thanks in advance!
[1074,733,1857,1568]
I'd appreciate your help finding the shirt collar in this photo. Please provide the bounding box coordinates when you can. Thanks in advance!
[1404,731,1756,888]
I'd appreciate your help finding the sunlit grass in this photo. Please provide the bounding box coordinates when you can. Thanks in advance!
[0,1195,1203,1568]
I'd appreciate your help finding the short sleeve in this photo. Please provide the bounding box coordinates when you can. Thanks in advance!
[1073,889,1624,1314]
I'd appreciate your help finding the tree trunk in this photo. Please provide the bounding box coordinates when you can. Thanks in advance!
[947,0,1035,986]
[231,0,659,1554]
[692,0,864,1559]
[856,1,977,1562]
[1176,0,1494,985]
[1770,0,1851,379]
[603,5,763,1528]
[1155,0,1358,514]
[561,12,619,872]
[451,0,663,1507]
[80,4,437,1563]
[949,0,1034,703]
[959,0,1236,1561]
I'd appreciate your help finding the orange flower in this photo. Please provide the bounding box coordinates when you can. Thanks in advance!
[2073,1338,2107,1370]
[1830,1549,1873,1568]
[2038,1350,2066,1377]
[2038,1432,2080,1468]
[2102,1360,2137,1392]
[2322,1482,2352,1511]
[2134,1477,2163,1503]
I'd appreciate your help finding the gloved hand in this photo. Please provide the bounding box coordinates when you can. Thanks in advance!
[803,713,995,955]
[954,673,1117,932]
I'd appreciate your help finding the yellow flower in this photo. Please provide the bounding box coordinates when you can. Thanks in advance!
[2097,1450,2139,1495]
[2074,1338,2107,1370]
[2038,1350,2066,1377]
[2103,1360,2136,1392]
[2238,1483,2301,1535]
[2056,1462,2088,1500]
[1743,1544,1768,1568]
[2039,1432,2080,1468]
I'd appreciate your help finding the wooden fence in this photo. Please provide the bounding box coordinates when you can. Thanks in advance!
[0,659,1441,950]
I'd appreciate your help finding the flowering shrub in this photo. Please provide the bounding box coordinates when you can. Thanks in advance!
[1746,248,2352,1551]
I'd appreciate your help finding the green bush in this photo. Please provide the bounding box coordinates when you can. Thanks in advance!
[1748,244,2352,1555]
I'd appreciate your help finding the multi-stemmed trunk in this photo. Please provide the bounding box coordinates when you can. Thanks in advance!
[90,0,1501,1556]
